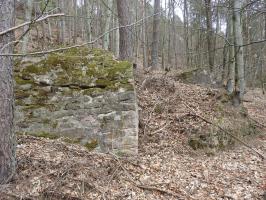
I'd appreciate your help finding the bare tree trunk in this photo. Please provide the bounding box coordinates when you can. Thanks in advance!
[73,0,78,44]
[84,0,92,43]
[204,0,214,72]
[0,0,16,184]
[116,0,133,61]
[233,0,245,101]
[58,0,65,44]
[22,0,33,53]
[151,0,160,70]
[115,14,120,57]
[161,0,167,69]
[171,0,177,69]
[142,0,148,68]
[134,0,140,60]
[167,0,172,67]
[103,0,113,50]
[183,0,189,67]
[227,8,235,94]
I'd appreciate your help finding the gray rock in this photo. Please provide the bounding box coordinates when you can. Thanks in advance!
[18,84,32,91]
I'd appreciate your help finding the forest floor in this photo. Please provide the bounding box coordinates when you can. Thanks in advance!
[1,70,265,200]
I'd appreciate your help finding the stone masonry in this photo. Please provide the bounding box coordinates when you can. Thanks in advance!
[15,48,138,154]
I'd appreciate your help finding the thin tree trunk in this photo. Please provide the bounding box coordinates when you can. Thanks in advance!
[73,0,78,44]
[142,0,148,68]
[227,7,235,94]
[161,0,167,69]
[183,0,189,67]
[151,0,160,70]
[204,0,214,72]
[116,0,133,61]
[115,13,120,57]
[0,0,16,184]
[167,0,172,67]
[58,0,65,44]
[171,0,177,69]
[22,0,33,53]
[233,0,245,101]
[84,0,92,43]
[103,0,113,50]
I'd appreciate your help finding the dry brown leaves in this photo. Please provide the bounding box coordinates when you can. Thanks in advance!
[1,71,265,200]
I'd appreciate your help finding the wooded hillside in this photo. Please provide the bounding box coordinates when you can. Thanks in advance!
[0,0,265,199]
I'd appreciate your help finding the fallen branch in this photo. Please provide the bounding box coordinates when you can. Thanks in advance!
[137,184,184,199]
[150,121,171,135]
[247,115,266,129]
[184,103,265,160]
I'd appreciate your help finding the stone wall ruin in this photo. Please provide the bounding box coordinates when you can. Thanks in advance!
[15,48,138,154]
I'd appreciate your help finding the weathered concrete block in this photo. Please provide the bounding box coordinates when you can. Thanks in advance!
[15,48,138,154]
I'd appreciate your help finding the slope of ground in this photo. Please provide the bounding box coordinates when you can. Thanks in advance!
[0,71,265,200]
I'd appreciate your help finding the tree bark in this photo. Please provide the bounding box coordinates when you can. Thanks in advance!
[204,0,214,72]
[183,0,189,67]
[103,0,113,50]
[116,0,133,61]
[227,8,235,94]
[0,0,16,184]
[233,0,245,101]
[58,0,65,44]
[142,0,148,68]
[84,0,92,43]
[151,0,160,70]
[22,0,33,54]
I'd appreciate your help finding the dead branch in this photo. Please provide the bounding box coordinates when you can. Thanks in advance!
[247,115,266,129]
[150,121,171,135]
[0,13,65,37]
[137,184,184,199]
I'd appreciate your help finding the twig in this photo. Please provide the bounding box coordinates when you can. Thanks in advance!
[247,115,266,129]
[101,162,122,200]
[150,121,171,135]
[137,184,183,199]
[184,103,265,160]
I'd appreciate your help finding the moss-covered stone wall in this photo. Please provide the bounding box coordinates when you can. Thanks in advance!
[15,48,138,154]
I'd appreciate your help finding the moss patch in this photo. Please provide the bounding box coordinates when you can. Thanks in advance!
[18,47,133,92]
[84,140,98,151]
[17,131,59,139]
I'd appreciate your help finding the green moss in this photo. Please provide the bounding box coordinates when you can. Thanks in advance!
[15,90,31,99]
[15,76,34,85]
[22,104,45,111]
[188,138,207,150]
[154,104,163,114]
[17,131,59,139]
[62,137,81,144]
[15,99,24,106]
[43,118,51,124]
[95,79,112,88]
[34,132,59,139]
[83,88,105,96]
[84,140,98,151]
[51,121,58,129]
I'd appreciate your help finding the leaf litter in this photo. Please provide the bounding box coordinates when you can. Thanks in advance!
[0,71,265,200]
